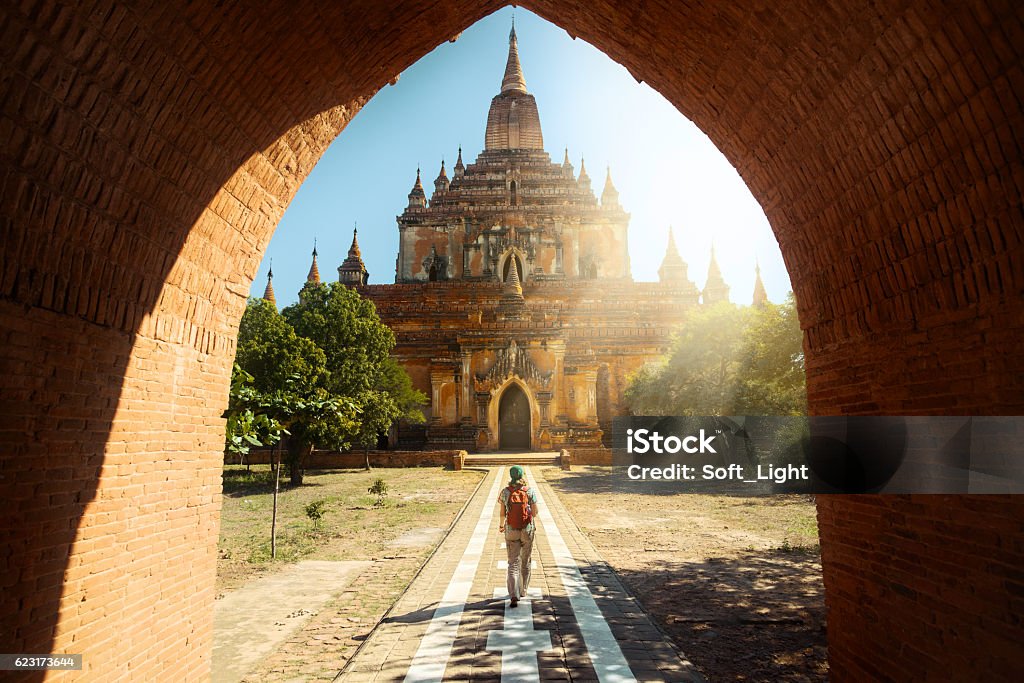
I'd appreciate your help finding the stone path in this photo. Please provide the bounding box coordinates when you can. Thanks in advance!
[338,464,704,682]
[213,559,370,682]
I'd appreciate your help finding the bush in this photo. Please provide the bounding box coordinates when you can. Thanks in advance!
[368,478,389,507]
[305,499,327,529]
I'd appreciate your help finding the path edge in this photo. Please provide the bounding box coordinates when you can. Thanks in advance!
[332,466,492,680]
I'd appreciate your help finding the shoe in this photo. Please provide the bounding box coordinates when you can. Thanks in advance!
[510,598,518,608]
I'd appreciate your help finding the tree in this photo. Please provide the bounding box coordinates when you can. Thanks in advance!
[230,284,425,484]
[284,283,427,472]
[625,296,806,416]
[236,298,326,394]
[625,302,752,415]
[224,365,288,464]
[734,294,806,415]
[283,283,395,397]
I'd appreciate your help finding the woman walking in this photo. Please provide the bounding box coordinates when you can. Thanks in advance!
[498,465,539,607]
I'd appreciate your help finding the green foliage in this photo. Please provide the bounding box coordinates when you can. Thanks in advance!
[224,365,288,457]
[305,500,326,529]
[378,357,428,425]
[733,295,807,415]
[368,478,389,507]
[625,295,807,416]
[237,299,327,394]
[226,283,425,484]
[283,284,395,397]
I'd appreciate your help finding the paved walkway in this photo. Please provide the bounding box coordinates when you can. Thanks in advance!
[338,464,703,682]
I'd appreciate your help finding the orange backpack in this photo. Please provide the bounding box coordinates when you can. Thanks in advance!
[505,485,533,529]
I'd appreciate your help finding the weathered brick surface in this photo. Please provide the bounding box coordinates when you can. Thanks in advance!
[231,449,465,468]
[0,0,1021,679]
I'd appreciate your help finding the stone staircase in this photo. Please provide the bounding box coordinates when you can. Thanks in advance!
[463,452,561,468]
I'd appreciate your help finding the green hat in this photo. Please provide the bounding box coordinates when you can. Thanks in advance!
[509,465,525,483]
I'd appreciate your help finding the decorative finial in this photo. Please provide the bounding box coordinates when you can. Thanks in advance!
[501,14,527,93]
[658,225,687,283]
[752,256,768,307]
[578,156,590,184]
[263,260,277,306]
[307,239,322,284]
[339,222,369,286]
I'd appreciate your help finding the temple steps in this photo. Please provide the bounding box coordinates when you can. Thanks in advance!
[463,452,561,467]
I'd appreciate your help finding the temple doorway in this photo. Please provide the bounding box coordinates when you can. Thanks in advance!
[498,384,531,450]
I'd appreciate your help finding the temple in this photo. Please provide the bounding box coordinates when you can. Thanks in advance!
[273,26,761,451]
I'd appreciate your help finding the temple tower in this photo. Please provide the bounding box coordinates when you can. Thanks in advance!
[338,227,370,285]
[702,245,730,304]
[262,263,277,308]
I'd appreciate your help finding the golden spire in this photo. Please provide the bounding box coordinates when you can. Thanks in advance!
[348,225,361,258]
[408,166,426,208]
[262,262,277,307]
[338,225,369,286]
[501,20,528,94]
[658,226,688,283]
[752,259,768,307]
[703,243,730,304]
[601,166,620,208]
[306,240,321,284]
[577,157,591,191]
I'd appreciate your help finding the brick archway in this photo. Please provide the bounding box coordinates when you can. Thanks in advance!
[1,1,1021,679]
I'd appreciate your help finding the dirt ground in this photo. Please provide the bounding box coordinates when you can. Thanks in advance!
[545,466,828,682]
[217,465,484,593]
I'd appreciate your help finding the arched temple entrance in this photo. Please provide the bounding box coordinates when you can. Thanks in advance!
[498,383,532,449]
[1,2,1022,680]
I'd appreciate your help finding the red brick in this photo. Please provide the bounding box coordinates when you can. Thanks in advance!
[0,1,1022,680]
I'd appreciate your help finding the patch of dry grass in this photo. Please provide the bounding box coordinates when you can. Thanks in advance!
[217,465,484,593]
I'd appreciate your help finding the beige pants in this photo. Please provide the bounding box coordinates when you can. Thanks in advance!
[504,526,535,599]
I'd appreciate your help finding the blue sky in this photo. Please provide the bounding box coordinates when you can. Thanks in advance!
[256,7,791,306]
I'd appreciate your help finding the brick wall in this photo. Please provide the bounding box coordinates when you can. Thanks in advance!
[566,447,614,466]
[232,449,464,468]
[0,0,1021,679]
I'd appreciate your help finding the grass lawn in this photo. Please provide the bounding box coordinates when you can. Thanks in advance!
[216,465,484,593]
